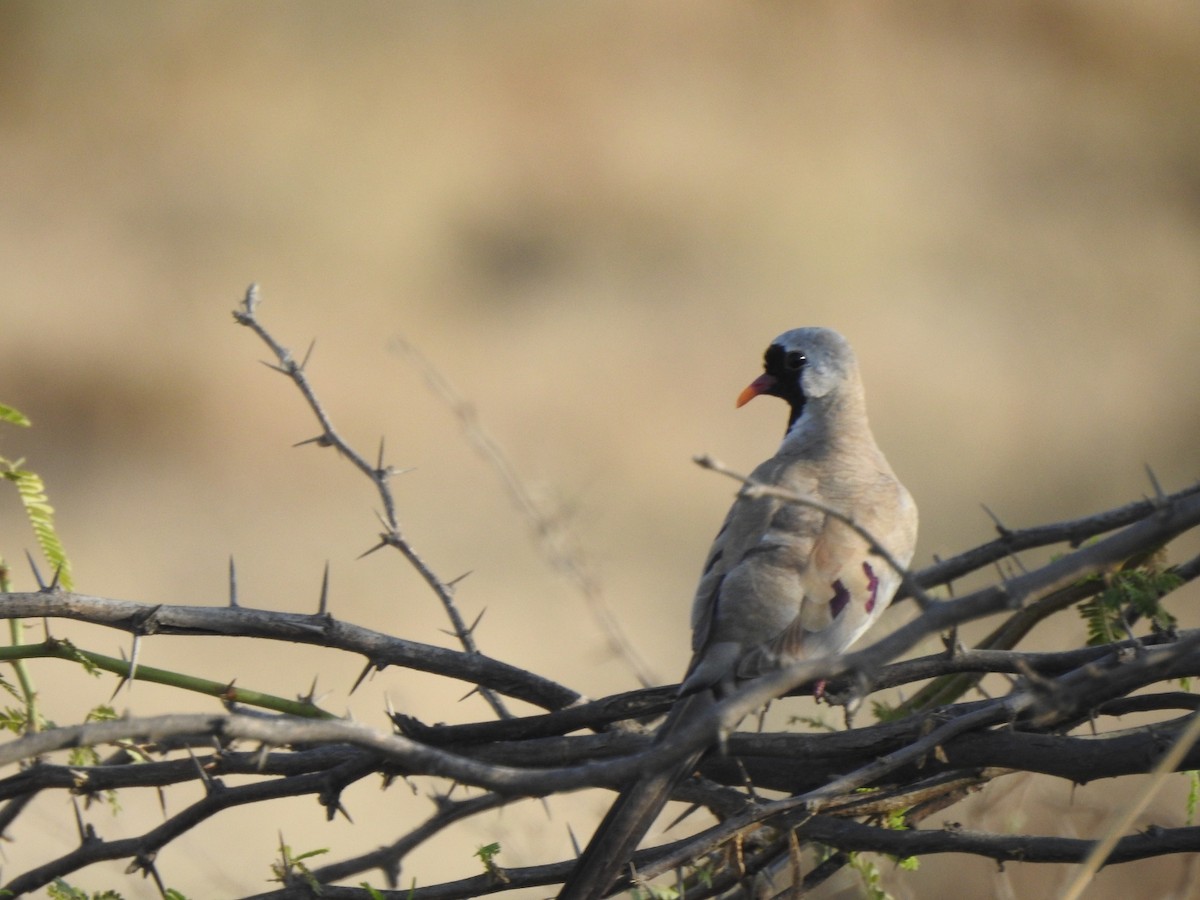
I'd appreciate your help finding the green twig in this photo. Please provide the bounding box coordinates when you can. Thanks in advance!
[0,639,335,719]
[0,563,40,733]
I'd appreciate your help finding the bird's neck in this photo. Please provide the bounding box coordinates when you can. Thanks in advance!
[781,390,873,456]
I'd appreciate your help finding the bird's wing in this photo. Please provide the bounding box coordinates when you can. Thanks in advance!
[688,452,917,686]
[736,462,917,677]
[683,455,826,693]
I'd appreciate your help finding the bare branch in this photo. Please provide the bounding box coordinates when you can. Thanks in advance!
[0,593,579,711]
[915,480,1200,592]
[393,336,659,688]
[233,286,512,719]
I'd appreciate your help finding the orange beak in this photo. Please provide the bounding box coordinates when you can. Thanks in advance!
[737,374,777,408]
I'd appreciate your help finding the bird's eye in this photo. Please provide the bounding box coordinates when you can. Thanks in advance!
[785,351,806,371]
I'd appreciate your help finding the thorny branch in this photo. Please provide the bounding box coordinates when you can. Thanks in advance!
[234,285,511,719]
[0,290,1195,897]
[0,482,1195,895]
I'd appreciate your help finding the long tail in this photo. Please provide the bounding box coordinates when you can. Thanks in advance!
[559,691,716,900]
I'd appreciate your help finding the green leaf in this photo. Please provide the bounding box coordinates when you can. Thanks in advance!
[86,705,119,723]
[56,639,102,677]
[879,809,920,869]
[474,842,501,866]
[871,700,908,723]
[270,839,328,888]
[0,403,31,427]
[0,706,30,734]
[847,852,893,900]
[289,847,330,864]
[1078,566,1183,646]
[0,460,74,590]
[67,746,102,768]
[790,713,838,731]
[475,841,509,883]
[47,881,124,900]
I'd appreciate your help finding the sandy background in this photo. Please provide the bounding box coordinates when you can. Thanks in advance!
[1,2,1199,897]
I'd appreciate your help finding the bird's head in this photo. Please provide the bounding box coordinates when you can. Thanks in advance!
[737,327,859,432]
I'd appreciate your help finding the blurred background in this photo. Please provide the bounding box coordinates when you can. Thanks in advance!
[1,2,1198,897]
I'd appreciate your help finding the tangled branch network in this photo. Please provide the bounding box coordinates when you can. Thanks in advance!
[0,285,1197,898]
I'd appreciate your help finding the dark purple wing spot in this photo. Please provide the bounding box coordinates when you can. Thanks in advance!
[829,579,850,619]
[863,561,879,613]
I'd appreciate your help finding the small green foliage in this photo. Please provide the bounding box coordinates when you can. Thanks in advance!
[162,891,190,900]
[57,639,103,677]
[0,674,20,703]
[0,706,31,734]
[270,837,329,889]
[631,887,681,899]
[881,809,919,870]
[475,841,511,883]
[1078,567,1183,646]
[66,706,121,769]
[65,723,122,815]
[86,704,119,723]
[67,745,101,768]
[474,841,501,867]
[359,884,386,900]
[847,852,892,900]
[0,459,74,591]
[47,881,124,900]
[790,713,837,732]
[1187,771,1200,826]
[0,403,31,427]
[871,700,908,722]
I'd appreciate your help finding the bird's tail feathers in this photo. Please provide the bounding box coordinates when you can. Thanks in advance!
[558,691,717,900]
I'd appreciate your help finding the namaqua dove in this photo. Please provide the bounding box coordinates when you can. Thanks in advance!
[559,327,918,900]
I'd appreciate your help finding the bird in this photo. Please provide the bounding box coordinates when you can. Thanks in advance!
[558,327,918,900]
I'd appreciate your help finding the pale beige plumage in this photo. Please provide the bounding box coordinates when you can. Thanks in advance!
[560,327,917,900]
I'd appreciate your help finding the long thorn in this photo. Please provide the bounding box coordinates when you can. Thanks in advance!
[317,562,330,616]
[186,746,214,793]
[350,660,376,694]
[294,433,333,448]
[980,503,1012,538]
[357,539,389,560]
[1145,464,1167,506]
[24,550,46,590]
[128,633,142,687]
[70,794,87,843]
[301,675,320,705]
[228,556,239,608]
